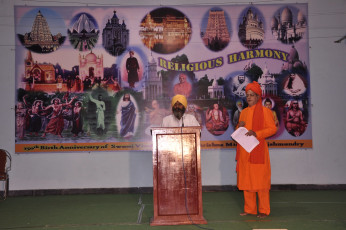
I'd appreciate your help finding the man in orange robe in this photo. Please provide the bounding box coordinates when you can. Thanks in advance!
[235,81,277,218]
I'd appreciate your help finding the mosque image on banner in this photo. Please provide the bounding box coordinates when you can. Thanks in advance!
[271,6,307,44]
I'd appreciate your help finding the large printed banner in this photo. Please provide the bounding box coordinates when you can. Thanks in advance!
[14,4,312,153]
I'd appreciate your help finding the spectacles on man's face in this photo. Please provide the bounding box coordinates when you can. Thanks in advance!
[246,92,257,98]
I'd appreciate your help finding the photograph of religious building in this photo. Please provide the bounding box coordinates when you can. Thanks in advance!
[17,10,65,53]
[281,45,308,73]
[208,79,224,99]
[102,10,129,56]
[257,63,278,96]
[79,51,104,82]
[238,7,265,49]
[68,13,100,51]
[22,50,63,92]
[142,55,163,101]
[22,49,109,93]
[271,6,307,44]
[139,7,192,54]
[201,8,231,52]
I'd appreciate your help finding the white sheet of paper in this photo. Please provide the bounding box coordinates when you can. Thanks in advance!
[231,127,260,153]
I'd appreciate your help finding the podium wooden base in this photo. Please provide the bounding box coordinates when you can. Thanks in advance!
[150,215,207,226]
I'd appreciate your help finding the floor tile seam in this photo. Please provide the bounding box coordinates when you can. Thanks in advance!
[272,201,346,204]
[205,219,346,223]
[311,219,346,222]
[0,222,145,229]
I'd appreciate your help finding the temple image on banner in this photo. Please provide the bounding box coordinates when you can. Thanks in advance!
[257,63,278,96]
[139,7,192,54]
[18,10,65,53]
[208,78,224,99]
[202,9,230,52]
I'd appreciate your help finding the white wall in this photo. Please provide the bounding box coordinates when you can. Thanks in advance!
[1,0,345,191]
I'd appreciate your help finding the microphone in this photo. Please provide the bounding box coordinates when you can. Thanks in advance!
[182,116,184,127]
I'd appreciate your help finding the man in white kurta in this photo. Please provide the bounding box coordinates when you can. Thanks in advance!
[161,94,200,127]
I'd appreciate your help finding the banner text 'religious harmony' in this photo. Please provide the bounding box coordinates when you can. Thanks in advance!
[158,49,289,72]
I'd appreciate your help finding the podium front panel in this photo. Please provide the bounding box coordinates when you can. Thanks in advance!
[157,133,198,215]
[151,127,207,226]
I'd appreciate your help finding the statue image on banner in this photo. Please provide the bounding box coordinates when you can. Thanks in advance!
[88,94,106,135]
[205,102,229,136]
[284,100,308,137]
[173,73,192,98]
[116,93,138,138]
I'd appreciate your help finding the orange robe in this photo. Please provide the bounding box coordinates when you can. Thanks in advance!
[237,105,276,190]
[236,105,276,215]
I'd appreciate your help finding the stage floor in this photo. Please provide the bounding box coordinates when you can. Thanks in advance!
[1,190,345,230]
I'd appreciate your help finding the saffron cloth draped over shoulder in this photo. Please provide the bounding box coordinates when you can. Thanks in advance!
[237,81,266,164]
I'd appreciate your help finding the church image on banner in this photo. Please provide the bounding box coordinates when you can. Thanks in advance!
[102,10,129,56]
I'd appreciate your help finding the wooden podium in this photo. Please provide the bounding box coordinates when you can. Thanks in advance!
[150,127,207,226]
